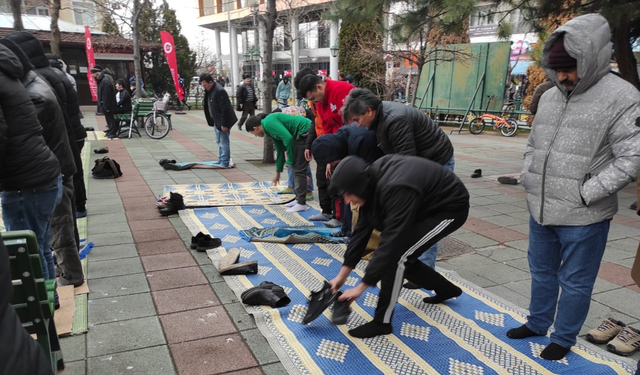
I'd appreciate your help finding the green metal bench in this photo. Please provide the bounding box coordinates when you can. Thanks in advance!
[114,99,172,139]
[3,230,64,372]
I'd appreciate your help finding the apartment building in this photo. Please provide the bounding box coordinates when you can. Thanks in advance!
[0,0,104,31]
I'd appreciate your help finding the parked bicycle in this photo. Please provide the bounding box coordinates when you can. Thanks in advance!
[144,95,172,139]
[468,95,519,137]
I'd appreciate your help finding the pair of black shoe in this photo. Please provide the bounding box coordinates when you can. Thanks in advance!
[471,169,482,178]
[303,281,351,325]
[158,192,185,216]
[241,281,291,307]
[190,232,222,252]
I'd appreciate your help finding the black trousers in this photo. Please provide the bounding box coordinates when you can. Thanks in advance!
[74,139,87,212]
[237,102,255,128]
[374,207,469,324]
[316,164,333,216]
[104,112,116,135]
[293,134,309,205]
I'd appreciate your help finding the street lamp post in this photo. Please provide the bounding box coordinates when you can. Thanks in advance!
[330,38,339,58]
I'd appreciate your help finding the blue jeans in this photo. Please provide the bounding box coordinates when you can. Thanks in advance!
[286,165,313,192]
[526,217,610,348]
[215,127,231,167]
[1,174,63,280]
[418,155,455,268]
[635,361,639,375]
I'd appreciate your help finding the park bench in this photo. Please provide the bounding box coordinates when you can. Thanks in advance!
[114,99,172,139]
[3,230,64,372]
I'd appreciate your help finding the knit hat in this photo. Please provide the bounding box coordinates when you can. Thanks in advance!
[547,34,577,70]
[90,65,103,73]
[329,156,372,198]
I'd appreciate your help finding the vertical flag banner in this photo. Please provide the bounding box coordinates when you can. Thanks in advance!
[84,26,97,102]
[160,31,184,101]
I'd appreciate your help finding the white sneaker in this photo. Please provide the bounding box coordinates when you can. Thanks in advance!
[286,204,308,213]
[284,200,297,208]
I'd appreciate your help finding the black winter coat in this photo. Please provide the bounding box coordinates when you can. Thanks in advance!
[0,44,60,191]
[311,125,382,166]
[0,38,76,178]
[96,69,116,113]
[203,82,238,130]
[115,89,132,114]
[371,101,454,165]
[236,83,257,105]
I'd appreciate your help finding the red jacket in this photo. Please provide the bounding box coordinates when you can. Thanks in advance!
[317,80,354,134]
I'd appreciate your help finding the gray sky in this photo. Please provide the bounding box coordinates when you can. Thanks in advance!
[164,0,231,55]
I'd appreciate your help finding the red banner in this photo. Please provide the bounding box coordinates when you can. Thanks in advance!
[160,31,183,101]
[84,26,97,102]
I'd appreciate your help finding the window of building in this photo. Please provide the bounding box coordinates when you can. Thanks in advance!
[470,4,497,27]
[318,21,330,49]
[72,1,97,26]
[273,26,290,51]
[22,0,49,16]
[298,21,318,50]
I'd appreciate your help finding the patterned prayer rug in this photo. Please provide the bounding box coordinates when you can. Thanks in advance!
[180,205,637,375]
[240,225,345,244]
[164,182,294,207]
[164,160,235,170]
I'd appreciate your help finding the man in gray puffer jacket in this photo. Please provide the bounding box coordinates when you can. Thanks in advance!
[506,14,640,361]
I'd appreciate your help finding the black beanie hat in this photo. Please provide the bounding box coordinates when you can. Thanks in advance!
[329,156,372,198]
[547,34,577,70]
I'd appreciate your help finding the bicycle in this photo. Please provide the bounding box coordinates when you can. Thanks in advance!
[468,95,519,137]
[144,96,171,139]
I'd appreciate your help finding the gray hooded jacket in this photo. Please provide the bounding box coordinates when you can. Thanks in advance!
[522,14,640,226]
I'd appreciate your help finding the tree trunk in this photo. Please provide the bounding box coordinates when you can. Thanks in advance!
[260,0,277,164]
[50,0,62,57]
[11,0,23,31]
[132,0,144,99]
[612,14,640,91]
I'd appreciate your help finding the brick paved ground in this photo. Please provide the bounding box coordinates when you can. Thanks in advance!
[58,108,640,374]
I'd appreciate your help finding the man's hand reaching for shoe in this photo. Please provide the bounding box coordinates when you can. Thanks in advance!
[338,283,368,304]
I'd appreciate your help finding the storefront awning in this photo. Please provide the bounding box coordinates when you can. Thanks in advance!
[510,60,534,75]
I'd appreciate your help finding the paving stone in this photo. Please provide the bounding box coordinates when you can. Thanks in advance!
[241,328,279,365]
[581,300,638,333]
[504,257,530,272]
[60,334,86,362]
[84,204,126,215]
[446,253,498,268]
[153,284,220,315]
[468,207,502,219]
[507,211,532,221]
[90,231,134,246]
[160,306,236,344]
[225,302,257,331]
[87,221,131,235]
[141,252,197,272]
[598,262,636,287]
[477,246,527,262]
[192,249,214,265]
[607,224,640,241]
[261,362,287,375]
[509,223,530,235]
[592,288,640,320]
[201,264,224,284]
[136,239,187,256]
[484,285,530,309]
[451,269,497,288]
[132,227,180,243]
[87,316,166,357]
[169,334,258,375]
[470,263,531,284]
[502,279,531,298]
[592,278,624,294]
[87,244,138,262]
[211,281,240,304]
[482,214,525,227]
[480,227,529,244]
[88,293,156,325]
[87,212,128,225]
[607,238,640,252]
[88,273,150,300]
[487,203,527,215]
[504,239,529,251]
[451,232,498,248]
[611,257,637,268]
[58,360,86,375]
[128,218,174,231]
[88,252,142,276]
[87,346,176,375]
[146,266,208,291]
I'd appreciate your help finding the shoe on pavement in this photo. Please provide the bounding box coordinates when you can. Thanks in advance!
[498,176,518,185]
[278,187,295,194]
[93,147,109,154]
[196,235,222,252]
[286,204,308,213]
[303,281,337,324]
[471,169,482,178]
[309,213,331,221]
[630,202,637,211]
[324,219,343,228]
[158,158,177,166]
[159,192,186,216]
[586,318,626,344]
[607,327,640,356]
[331,292,352,325]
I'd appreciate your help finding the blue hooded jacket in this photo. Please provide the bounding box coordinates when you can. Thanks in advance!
[311,125,382,166]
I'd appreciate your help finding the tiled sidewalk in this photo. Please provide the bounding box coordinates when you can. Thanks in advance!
[59,108,640,374]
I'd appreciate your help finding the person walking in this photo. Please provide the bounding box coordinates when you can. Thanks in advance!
[275,76,292,108]
[328,155,469,338]
[505,14,640,361]
[178,74,191,110]
[236,74,257,130]
[200,73,237,168]
[245,112,311,213]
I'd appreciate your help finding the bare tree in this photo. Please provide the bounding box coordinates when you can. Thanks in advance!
[11,0,24,30]
[194,31,219,74]
[259,0,277,163]
[50,0,61,56]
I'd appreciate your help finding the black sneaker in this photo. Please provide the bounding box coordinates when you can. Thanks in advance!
[196,235,222,252]
[190,232,205,249]
[331,292,352,325]
[471,169,482,178]
[303,281,337,325]
[498,176,518,185]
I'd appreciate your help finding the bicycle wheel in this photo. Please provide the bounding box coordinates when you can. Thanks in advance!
[468,117,485,134]
[144,114,170,139]
[501,118,519,137]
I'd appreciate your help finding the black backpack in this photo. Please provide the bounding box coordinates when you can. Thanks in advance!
[92,156,123,179]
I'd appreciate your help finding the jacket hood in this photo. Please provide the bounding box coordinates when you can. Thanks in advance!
[0,43,23,79]
[0,39,34,78]
[45,53,62,69]
[4,31,50,69]
[311,131,349,165]
[97,68,114,82]
[542,13,612,96]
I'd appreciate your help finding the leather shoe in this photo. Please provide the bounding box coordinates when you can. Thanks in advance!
[93,147,109,154]
[158,158,177,166]
[196,235,222,252]
[219,260,258,275]
[471,169,482,178]
[331,291,351,325]
[241,281,291,307]
[190,232,205,249]
[303,281,337,325]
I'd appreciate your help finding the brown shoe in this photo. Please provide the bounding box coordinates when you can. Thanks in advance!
[607,327,640,356]
[586,318,626,344]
